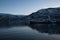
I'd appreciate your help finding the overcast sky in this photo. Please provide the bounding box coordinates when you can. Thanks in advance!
[0,0,60,15]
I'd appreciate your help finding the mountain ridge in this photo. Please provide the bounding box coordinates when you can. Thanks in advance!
[0,7,60,26]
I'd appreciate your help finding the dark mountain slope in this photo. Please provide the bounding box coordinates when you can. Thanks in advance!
[26,7,60,34]
[0,13,26,26]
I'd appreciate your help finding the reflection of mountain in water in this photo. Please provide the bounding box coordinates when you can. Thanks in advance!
[29,24,60,34]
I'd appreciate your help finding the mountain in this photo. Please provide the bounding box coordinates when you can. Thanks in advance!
[0,7,60,26]
[0,13,26,26]
[23,7,60,24]
[25,7,60,34]
[0,7,60,34]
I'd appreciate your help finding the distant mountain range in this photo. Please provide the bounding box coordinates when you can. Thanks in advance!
[0,13,26,26]
[0,7,60,26]
[22,7,60,24]
[0,7,60,34]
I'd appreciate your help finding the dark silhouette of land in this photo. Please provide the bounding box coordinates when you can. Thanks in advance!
[0,7,60,34]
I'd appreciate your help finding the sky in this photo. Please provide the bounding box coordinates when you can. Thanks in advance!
[0,0,60,15]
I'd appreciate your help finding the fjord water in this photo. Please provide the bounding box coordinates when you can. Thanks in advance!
[0,26,60,40]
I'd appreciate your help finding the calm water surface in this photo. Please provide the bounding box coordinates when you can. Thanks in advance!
[0,26,60,40]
